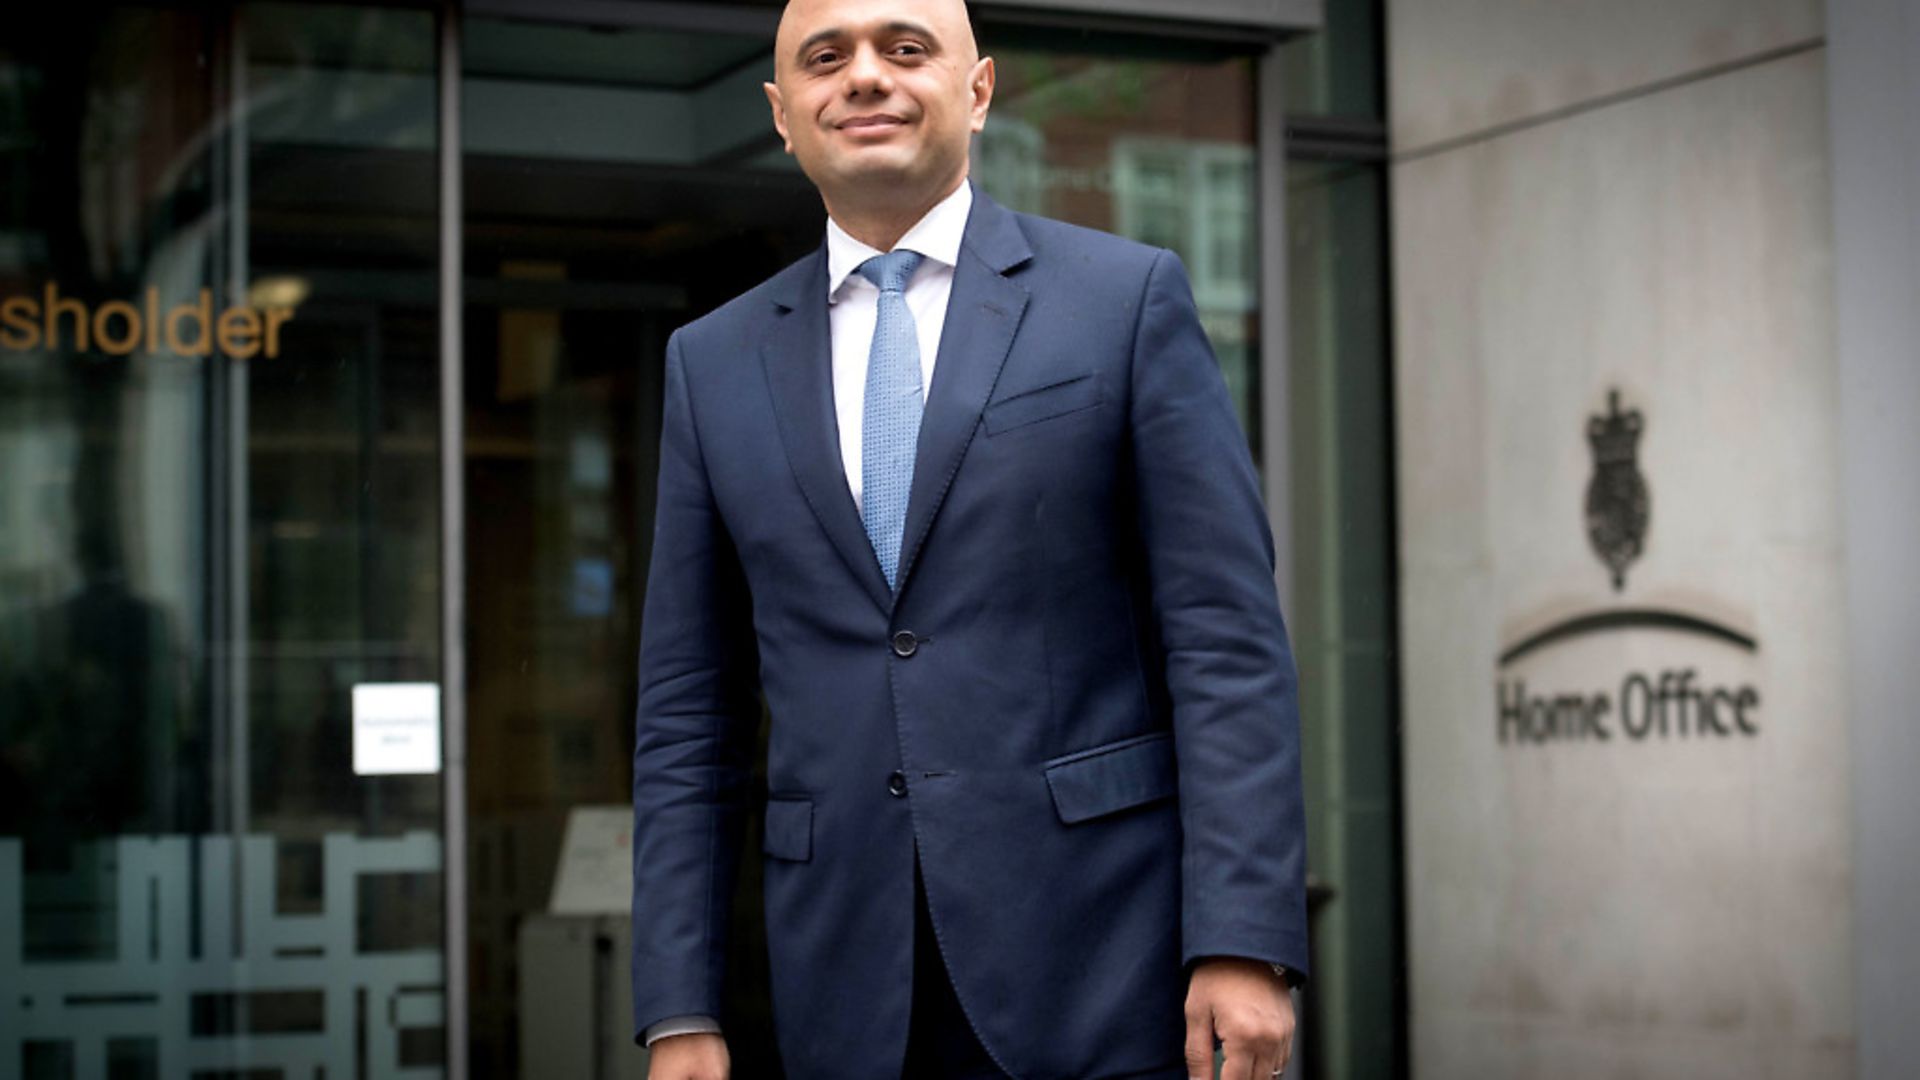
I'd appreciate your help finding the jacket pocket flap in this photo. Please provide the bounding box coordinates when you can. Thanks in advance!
[762,797,813,861]
[984,372,1102,434]
[1043,732,1177,824]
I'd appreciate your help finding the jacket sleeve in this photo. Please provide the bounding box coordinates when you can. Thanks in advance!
[630,328,764,1040]
[1126,248,1312,983]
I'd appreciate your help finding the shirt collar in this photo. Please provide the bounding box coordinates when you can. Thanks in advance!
[825,180,973,302]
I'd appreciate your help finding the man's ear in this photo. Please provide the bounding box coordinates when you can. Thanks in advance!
[764,82,793,152]
[968,56,995,132]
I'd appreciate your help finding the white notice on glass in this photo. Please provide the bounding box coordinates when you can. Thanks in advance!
[352,682,442,776]
[549,806,634,916]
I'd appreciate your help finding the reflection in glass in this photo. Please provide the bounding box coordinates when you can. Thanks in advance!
[978,40,1261,445]
[1,4,443,1074]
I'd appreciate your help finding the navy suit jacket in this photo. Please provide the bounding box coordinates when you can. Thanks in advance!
[630,185,1309,1080]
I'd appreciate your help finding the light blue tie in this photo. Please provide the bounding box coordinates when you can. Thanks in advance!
[858,249,926,592]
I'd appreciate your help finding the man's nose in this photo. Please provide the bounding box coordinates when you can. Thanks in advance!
[842,42,892,97]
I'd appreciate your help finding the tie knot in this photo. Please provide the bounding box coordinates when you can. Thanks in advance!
[858,249,924,295]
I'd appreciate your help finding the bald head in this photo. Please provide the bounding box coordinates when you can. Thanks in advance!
[763,0,994,245]
[774,0,979,78]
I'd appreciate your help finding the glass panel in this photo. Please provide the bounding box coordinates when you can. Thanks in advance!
[1286,157,1401,1080]
[459,15,816,1078]
[1281,0,1385,120]
[1,4,443,1075]
[974,32,1262,447]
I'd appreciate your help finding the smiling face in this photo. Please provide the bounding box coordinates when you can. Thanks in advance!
[764,0,994,220]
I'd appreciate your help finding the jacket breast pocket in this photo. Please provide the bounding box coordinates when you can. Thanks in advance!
[1042,731,1177,825]
[983,372,1103,435]
[762,796,813,861]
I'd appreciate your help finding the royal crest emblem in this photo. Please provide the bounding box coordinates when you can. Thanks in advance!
[1585,389,1649,591]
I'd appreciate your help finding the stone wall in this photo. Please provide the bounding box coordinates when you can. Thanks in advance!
[1388,3,1852,1075]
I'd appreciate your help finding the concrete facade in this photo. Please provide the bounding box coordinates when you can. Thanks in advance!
[1389,0,1823,151]
[1389,4,1853,1075]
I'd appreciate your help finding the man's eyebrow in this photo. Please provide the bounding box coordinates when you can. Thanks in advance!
[795,27,845,61]
[794,20,941,61]
[878,20,939,44]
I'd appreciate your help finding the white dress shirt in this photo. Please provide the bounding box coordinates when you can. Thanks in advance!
[827,179,971,511]
[640,180,973,1050]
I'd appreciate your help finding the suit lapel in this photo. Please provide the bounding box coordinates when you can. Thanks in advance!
[894,189,1033,599]
[758,189,1035,613]
[761,246,896,615]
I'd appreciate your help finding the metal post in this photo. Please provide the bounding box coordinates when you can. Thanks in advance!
[208,5,253,983]
[1257,45,1296,623]
[437,2,470,1076]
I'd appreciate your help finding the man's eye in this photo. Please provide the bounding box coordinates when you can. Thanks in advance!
[808,49,842,67]
[893,42,928,57]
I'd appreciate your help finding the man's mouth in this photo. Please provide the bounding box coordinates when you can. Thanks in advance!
[838,114,909,131]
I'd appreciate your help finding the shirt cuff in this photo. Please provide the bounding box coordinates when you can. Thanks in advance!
[642,1015,723,1047]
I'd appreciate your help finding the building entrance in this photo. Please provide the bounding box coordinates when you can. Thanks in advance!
[1,3,1284,1076]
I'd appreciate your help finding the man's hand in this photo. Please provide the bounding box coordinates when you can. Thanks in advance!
[1184,957,1295,1080]
[647,1032,729,1080]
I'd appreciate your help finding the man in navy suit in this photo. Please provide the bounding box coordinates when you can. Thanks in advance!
[631,0,1309,1076]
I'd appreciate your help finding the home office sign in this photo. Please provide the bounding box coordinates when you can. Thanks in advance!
[1496,389,1762,746]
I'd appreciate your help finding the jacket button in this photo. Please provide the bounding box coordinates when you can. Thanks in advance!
[887,770,908,797]
[890,630,918,658]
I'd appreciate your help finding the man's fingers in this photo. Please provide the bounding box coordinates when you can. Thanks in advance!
[1225,1031,1293,1080]
[1218,1038,1254,1080]
[1249,1016,1290,1079]
[1218,1020,1290,1080]
[1183,1001,1217,1080]
[1274,1006,1297,1076]
[1274,1018,1296,1077]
